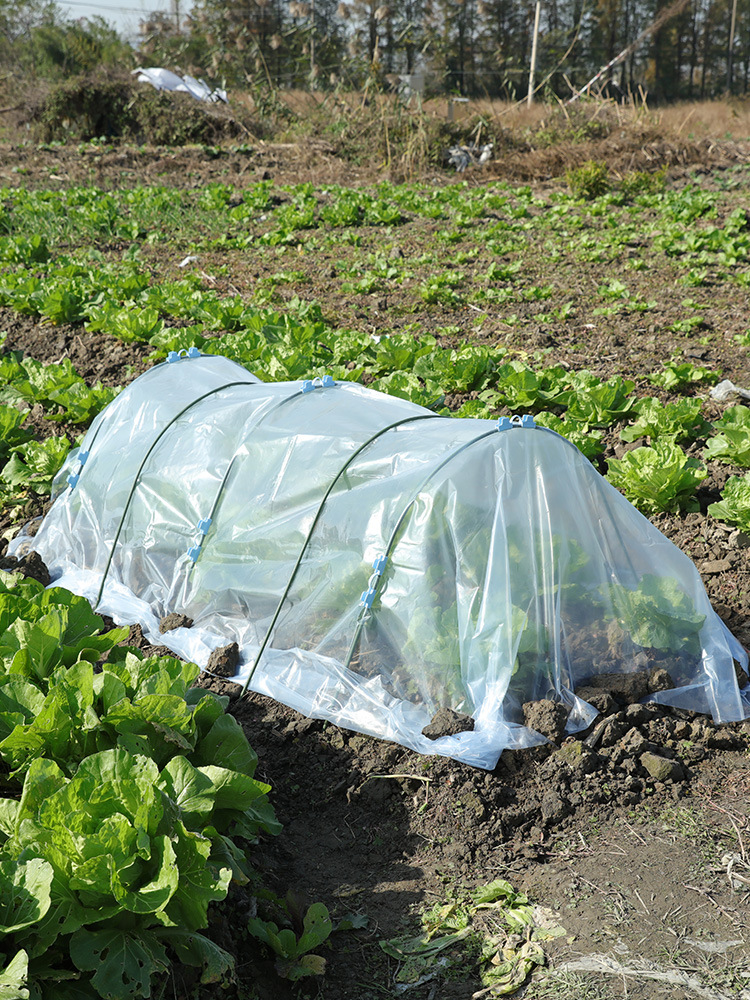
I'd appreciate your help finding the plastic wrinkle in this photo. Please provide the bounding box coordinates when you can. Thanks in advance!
[21,354,750,770]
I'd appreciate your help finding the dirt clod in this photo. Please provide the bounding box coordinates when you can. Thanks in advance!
[522,700,569,742]
[159,613,193,633]
[206,641,240,678]
[422,707,475,739]
[648,667,676,692]
[575,685,618,716]
[0,550,51,587]
[579,666,675,706]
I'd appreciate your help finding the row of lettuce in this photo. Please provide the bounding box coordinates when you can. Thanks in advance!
[0,570,336,998]
[0,352,334,993]
[0,295,749,524]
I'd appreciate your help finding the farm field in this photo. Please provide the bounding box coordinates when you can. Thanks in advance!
[3,108,750,1000]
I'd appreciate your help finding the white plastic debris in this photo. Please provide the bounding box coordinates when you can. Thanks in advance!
[132,67,228,104]
[178,255,199,268]
[447,143,493,172]
[710,379,750,402]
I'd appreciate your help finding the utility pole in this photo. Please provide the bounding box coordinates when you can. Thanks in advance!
[527,0,541,106]
[310,0,316,87]
[171,0,180,31]
[728,0,739,92]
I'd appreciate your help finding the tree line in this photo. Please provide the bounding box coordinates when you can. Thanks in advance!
[3,0,750,102]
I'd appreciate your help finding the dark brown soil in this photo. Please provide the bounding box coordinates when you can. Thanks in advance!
[4,133,750,1000]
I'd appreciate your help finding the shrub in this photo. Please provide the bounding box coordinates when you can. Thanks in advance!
[31,73,246,145]
[566,160,610,199]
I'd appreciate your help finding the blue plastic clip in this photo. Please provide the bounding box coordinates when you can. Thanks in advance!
[372,554,387,573]
[197,517,212,534]
[302,376,336,393]
[520,414,536,428]
[360,588,377,608]
[78,450,89,466]
[187,545,201,563]
[497,416,512,431]
[168,348,201,364]
[67,473,80,489]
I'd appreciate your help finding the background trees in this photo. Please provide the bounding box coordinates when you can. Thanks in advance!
[3,0,750,100]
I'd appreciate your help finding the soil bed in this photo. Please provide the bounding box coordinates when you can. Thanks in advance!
[3,131,750,1000]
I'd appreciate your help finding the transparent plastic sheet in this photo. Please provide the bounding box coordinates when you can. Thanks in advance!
[18,354,750,770]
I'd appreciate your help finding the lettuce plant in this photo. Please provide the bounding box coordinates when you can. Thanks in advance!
[606,439,706,514]
[708,473,750,530]
[704,406,750,466]
[621,396,711,444]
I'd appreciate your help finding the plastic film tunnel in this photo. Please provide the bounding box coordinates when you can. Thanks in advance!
[22,351,750,769]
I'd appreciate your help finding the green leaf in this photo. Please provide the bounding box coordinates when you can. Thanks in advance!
[0,949,28,1000]
[709,472,750,530]
[157,928,235,985]
[0,798,19,837]
[0,678,46,723]
[103,695,196,766]
[297,903,333,955]
[608,574,706,654]
[704,405,750,466]
[158,757,217,826]
[69,927,168,1000]
[607,439,706,514]
[14,757,66,831]
[159,821,230,929]
[621,396,710,444]
[1,614,67,682]
[38,590,102,647]
[0,857,53,933]
[191,712,258,777]
[103,653,199,699]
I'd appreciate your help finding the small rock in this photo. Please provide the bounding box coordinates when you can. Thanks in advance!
[522,700,569,743]
[619,727,648,755]
[701,559,732,575]
[20,552,50,587]
[206,641,239,678]
[641,751,685,782]
[159,612,193,633]
[422,707,475,740]
[360,779,391,804]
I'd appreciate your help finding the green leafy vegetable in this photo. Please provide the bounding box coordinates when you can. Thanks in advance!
[708,472,750,530]
[647,360,720,391]
[606,439,706,514]
[704,405,750,466]
[608,575,706,654]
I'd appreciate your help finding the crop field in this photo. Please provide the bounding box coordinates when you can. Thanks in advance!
[2,101,750,1000]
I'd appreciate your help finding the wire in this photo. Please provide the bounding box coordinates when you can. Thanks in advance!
[57,0,169,14]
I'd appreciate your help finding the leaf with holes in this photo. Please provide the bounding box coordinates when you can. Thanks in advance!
[69,927,168,1000]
